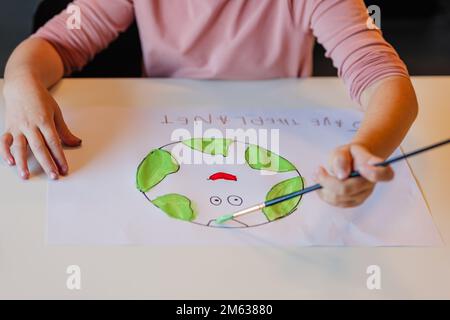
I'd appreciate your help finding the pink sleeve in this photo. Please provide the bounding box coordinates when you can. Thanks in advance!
[307,0,409,104]
[31,0,135,75]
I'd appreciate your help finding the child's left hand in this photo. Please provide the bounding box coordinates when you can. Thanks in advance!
[314,144,394,208]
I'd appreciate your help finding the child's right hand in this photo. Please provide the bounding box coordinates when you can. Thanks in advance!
[1,76,81,180]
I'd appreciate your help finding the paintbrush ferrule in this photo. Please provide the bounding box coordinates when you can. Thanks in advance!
[233,203,266,218]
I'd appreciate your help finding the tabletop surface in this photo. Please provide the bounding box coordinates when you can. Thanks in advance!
[0,77,449,299]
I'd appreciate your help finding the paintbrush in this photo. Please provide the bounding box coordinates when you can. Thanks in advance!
[215,138,450,225]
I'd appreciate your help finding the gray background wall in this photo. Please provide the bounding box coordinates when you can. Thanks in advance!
[1,1,449,77]
[0,1,40,74]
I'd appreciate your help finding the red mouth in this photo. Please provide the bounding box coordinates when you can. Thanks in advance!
[208,172,237,181]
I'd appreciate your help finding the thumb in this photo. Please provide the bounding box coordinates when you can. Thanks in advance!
[349,144,382,170]
[54,108,82,147]
[329,145,352,180]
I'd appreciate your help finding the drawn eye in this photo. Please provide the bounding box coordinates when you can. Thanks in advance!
[227,195,243,206]
[210,196,222,206]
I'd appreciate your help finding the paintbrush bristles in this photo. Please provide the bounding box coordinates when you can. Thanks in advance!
[215,203,265,224]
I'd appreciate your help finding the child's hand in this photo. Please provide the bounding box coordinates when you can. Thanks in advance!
[314,144,394,208]
[1,77,81,180]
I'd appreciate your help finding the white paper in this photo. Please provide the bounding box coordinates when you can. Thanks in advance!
[47,105,442,246]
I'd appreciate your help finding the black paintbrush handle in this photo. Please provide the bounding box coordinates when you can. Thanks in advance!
[265,138,450,207]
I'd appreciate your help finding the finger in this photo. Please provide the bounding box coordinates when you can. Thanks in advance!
[316,167,343,193]
[335,199,361,208]
[329,146,352,180]
[317,188,357,207]
[349,144,375,169]
[340,188,374,208]
[40,124,68,175]
[318,184,373,204]
[349,144,389,172]
[318,187,373,208]
[0,133,15,166]
[54,107,82,147]
[352,187,374,204]
[316,166,373,196]
[10,134,29,179]
[337,176,374,196]
[359,164,394,183]
[25,129,59,180]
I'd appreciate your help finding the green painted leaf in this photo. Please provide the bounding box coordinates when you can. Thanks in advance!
[182,138,233,156]
[152,194,196,221]
[245,145,296,172]
[263,177,304,221]
[136,149,179,192]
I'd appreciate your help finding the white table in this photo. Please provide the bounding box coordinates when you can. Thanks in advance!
[0,77,449,299]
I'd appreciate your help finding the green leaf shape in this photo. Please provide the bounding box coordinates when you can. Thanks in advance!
[151,193,196,222]
[136,149,179,192]
[182,138,233,156]
[245,145,297,172]
[263,177,304,221]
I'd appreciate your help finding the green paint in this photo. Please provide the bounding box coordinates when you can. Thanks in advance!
[245,145,296,172]
[152,193,196,221]
[215,213,234,225]
[182,138,233,156]
[136,149,179,192]
[263,177,304,221]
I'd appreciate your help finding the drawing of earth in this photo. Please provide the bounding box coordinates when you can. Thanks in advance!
[136,138,304,228]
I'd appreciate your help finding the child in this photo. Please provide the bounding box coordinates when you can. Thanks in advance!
[0,0,418,208]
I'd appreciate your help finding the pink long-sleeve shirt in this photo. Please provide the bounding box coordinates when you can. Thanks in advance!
[33,0,409,103]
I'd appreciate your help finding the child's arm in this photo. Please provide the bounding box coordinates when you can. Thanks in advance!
[307,0,417,207]
[1,38,80,180]
[315,76,418,207]
[355,76,418,158]
[1,0,134,180]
